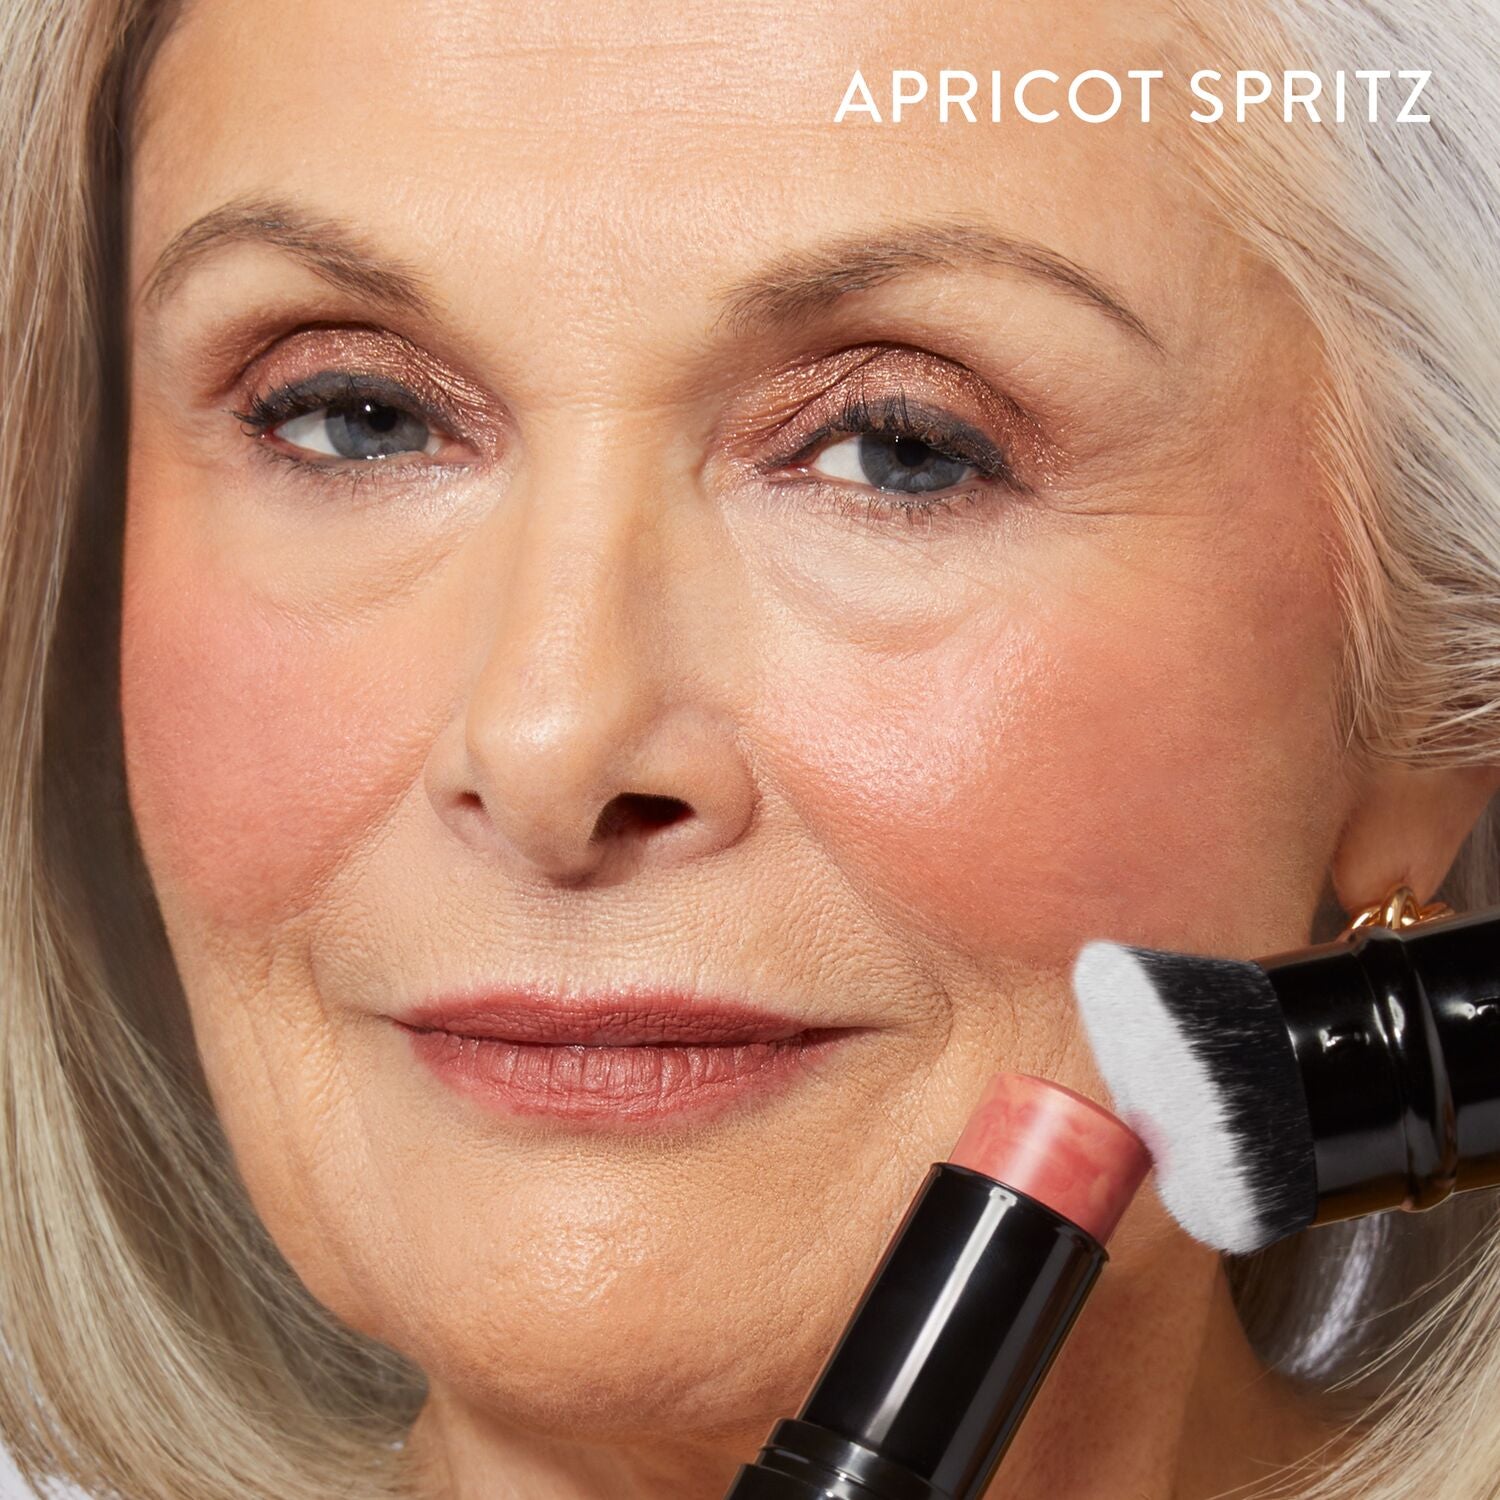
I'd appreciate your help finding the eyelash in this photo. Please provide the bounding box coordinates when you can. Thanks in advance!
[227,369,1027,519]
[766,390,1028,521]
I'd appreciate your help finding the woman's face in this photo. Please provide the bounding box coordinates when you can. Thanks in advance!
[121,0,1350,1477]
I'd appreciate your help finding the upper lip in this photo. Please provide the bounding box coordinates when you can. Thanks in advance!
[389,986,822,1046]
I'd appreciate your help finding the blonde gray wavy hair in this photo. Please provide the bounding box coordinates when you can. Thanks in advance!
[0,1,1496,1498]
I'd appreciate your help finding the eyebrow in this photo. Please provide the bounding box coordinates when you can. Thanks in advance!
[138,193,439,316]
[713,218,1164,353]
[139,194,1164,354]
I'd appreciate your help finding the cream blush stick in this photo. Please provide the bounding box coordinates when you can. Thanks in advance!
[725,1072,1151,1500]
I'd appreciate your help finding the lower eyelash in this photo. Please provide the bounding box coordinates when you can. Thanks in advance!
[828,486,984,525]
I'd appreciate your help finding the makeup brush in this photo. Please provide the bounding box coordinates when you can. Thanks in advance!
[1070,892,1500,1254]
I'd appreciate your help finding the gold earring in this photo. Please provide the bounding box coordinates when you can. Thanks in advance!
[1340,881,1454,939]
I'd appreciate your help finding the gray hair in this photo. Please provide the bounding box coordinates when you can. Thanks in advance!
[1169,1,1500,1495]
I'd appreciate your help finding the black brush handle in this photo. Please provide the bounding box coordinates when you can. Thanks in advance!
[1258,907,1500,1223]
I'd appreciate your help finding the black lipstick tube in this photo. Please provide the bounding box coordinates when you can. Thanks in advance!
[1256,904,1500,1224]
[724,1074,1149,1500]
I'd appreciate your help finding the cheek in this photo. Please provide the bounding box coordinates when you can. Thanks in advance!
[758,537,1348,964]
[119,516,430,939]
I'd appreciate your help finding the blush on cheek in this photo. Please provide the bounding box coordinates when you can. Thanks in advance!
[761,584,1342,969]
[120,548,427,938]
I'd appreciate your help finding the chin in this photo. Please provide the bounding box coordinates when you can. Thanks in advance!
[401,1279,828,1444]
[291,1181,871,1444]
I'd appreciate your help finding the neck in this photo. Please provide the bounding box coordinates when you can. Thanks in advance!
[1171,1262,1357,1499]
[401,1241,1350,1500]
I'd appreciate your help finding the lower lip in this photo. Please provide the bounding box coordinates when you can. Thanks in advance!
[396,1025,856,1123]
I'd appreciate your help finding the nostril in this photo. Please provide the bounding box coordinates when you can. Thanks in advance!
[591,792,693,841]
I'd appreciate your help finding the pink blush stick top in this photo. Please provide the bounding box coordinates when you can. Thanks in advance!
[946,1072,1152,1246]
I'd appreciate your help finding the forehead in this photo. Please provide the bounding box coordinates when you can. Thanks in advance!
[131,0,1227,338]
[139,0,1175,137]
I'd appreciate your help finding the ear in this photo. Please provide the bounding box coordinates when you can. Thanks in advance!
[1331,760,1500,911]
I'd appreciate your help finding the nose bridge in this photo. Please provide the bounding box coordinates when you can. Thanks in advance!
[473,426,661,784]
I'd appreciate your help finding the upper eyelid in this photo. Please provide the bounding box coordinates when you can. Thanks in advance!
[182,306,498,410]
[212,313,506,441]
[236,370,455,428]
[790,399,999,457]
[731,341,1039,444]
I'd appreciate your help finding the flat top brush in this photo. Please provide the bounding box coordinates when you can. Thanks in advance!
[1070,891,1500,1254]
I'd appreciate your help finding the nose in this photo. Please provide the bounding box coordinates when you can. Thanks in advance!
[423,458,756,887]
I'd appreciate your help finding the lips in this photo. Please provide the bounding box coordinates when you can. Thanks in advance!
[390,988,856,1123]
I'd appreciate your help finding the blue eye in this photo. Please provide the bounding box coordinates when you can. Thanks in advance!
[274,398,439,461]
[810,433,975,495]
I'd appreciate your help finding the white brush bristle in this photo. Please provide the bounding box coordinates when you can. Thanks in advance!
[1072,940,1270,1254]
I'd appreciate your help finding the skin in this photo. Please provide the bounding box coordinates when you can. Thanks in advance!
[119,1,1500,1497]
